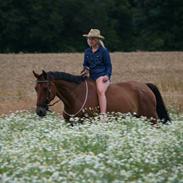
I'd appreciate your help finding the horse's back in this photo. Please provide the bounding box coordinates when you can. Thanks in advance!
[87,79,151,96]
[87,79,153,95]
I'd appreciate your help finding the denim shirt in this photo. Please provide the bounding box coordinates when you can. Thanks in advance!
[83,46,112,80]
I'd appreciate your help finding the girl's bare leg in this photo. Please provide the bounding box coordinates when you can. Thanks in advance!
[96,76,110,113]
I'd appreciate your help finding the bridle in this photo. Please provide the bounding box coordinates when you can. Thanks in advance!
[36,79,88,117]
[36,80,54,111]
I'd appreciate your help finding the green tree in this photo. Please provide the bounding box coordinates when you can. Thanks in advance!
[0,0,183,52]
[132,0,183,50]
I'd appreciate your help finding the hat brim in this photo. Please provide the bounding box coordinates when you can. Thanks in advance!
[83,34,104,39]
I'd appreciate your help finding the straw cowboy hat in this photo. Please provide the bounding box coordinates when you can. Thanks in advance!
[83,29,104,39]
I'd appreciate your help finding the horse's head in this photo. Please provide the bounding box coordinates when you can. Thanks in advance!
[33,70,56,117]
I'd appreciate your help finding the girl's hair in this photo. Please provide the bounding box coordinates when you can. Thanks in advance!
[87,38,91,47]
[87,38,105,48]
[99,40,105,48]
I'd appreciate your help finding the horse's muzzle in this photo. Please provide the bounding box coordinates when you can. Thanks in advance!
[36,106,47,117]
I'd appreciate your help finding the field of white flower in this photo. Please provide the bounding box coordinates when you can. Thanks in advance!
[0,111,183,183]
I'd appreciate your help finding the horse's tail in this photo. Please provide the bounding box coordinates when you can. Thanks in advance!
[146,83,171,124]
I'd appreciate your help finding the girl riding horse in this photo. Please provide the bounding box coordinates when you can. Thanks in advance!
[81,29,112,118]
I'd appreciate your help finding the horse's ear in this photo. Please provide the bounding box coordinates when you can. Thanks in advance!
[33,70,39,78]
[42,70,47,79]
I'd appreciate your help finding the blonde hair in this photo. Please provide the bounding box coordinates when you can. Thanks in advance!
[99,40,105,48]
[87,38,91,47]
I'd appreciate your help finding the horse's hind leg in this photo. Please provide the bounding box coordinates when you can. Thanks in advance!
[138,111,158,126]
[142,108,158,126]
[149,114,158,126]
[138,97,158,125]
[137,86,159,126]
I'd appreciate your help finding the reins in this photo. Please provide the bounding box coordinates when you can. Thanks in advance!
[48,99,60,107]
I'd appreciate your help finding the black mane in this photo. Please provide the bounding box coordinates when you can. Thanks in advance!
[47,71,85,84]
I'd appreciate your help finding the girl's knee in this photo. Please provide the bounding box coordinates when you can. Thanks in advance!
[97,88,105,96]
[96,77,108,95]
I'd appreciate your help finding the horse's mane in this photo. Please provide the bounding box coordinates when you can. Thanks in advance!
[47,71,85,84]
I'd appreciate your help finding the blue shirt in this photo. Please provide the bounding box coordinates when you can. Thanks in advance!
[83,46,112,80]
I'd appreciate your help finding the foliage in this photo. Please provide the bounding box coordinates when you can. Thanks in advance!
[0,111,183,182]
[0,0,182,52]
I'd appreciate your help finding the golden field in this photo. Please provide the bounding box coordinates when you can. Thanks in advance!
[0,52,182,115]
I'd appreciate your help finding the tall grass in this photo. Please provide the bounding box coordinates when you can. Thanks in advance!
[0,52,182,114]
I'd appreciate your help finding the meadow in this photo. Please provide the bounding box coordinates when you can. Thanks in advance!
[0,111,183,183]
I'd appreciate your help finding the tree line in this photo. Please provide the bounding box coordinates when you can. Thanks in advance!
[0,0,182,53]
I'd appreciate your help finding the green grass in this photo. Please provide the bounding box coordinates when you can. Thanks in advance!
[0,111,183,183]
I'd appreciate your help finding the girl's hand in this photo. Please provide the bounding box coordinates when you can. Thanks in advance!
[80,68,89,77]
[103,75,109,82]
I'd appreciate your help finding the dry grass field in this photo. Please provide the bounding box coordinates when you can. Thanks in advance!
[0,52,182,115]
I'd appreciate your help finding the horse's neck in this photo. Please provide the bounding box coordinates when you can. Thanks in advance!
[54,80,85,109]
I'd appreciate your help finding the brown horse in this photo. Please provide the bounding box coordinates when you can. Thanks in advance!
[33,70,170,124]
